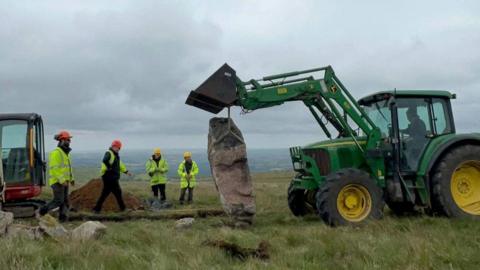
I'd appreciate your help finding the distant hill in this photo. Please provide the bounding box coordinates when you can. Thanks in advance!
[68,148,293,177]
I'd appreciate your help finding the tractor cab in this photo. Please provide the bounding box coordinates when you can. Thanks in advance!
[0,113,46,205]
[359,90,456,172]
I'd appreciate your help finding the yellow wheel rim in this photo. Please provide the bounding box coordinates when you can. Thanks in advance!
[451,161,480,215]
[336,184,372,222]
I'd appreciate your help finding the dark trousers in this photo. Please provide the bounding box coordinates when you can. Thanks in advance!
[152,184,166,201]
[93,178,126,212]
[40,183,69,221]
[179,187,193,202]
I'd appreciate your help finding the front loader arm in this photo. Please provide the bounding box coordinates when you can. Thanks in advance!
[235,66,380,146]
[186,64,384,179]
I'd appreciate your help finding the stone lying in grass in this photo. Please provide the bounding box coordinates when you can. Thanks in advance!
[0,211,14,237]
[72,221,107,241]
[1,212,108,241]
[175,217,195,229]
[203,239,269,261]
[6,224,43,240]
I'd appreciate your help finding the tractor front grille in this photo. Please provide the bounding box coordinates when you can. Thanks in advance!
[302,148,331,175]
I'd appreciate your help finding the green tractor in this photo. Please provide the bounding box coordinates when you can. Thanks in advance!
[186,64,480,226]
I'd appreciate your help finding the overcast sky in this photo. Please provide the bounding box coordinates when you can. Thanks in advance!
[1,1,479,151]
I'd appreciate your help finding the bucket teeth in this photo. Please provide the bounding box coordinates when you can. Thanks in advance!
[185,63,239,114]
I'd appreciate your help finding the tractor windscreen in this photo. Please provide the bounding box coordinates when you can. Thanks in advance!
[185,63,239,114]
[362,99,391,137]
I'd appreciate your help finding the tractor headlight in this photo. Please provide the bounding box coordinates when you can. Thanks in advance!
[293,162,302,170]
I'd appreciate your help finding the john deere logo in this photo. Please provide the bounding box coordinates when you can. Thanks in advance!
[277,88,288,94]
[330,85,337,93]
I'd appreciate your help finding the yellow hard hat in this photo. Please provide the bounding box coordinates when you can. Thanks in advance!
[183,151,192,158]
[153,148,161,155]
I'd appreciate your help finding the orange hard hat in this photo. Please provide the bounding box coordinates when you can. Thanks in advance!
[55,130,72,141]
[111,140,122,149]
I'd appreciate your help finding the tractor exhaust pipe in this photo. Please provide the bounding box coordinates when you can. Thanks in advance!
[185,63,239,114]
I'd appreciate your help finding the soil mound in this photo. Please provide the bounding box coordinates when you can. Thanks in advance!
[69,179,144,212]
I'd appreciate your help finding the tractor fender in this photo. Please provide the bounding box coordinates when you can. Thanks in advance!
[419,133,480,180]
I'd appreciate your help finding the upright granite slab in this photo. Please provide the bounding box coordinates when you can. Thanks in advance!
[208,117,255,227]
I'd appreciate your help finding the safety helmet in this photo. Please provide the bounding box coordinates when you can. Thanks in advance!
[111,140,122,149]
[54,130,72,141]
[183,151,192,158]
[153,148,161,155]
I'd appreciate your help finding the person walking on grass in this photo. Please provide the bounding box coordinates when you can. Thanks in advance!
[145,148,169,202]
[38,131,74,222]
[178,151,199,204]
[93,140,132,213]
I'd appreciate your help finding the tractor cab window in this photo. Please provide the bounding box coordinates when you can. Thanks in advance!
[0,120,30,184]
[397,99,431,137]
[362,98,391,137]
[432,98,453,135]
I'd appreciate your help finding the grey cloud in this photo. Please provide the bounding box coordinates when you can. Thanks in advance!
[1,1,480,150]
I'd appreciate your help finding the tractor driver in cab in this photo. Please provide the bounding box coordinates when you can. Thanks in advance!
[403,107,427,140]
[402,106,428,170]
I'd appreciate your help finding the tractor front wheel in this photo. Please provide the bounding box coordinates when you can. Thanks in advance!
[316,168,384,226]
[287,182,308,216]
[432,145,480,218]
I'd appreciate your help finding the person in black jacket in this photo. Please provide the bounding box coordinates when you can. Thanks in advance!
[93,140,132,213]
[402,107,428,169]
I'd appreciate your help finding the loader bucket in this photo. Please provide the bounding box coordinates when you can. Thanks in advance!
[185,63,239,114]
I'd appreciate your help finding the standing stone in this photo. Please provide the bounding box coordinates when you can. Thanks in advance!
[0,210,14,237]
[208,117,256,227]
[72,221,107,241]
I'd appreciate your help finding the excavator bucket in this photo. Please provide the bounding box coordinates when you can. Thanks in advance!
[185,63,239,114]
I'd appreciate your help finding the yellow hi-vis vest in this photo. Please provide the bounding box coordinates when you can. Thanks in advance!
[177,160,199,188]
[145,158,169,185]
[100,150,127,176]
[48,147,73,186]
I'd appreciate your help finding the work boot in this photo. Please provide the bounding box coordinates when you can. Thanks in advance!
[59,214,68,223]
[151,199,162,209]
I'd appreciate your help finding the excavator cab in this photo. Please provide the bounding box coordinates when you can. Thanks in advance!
[0,113,45,210]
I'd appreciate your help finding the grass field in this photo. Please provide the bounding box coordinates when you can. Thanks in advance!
[1,171,480,270]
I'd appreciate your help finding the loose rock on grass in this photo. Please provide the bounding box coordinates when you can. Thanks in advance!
[175,217,195,229]
[203,239,270,261]
[0,210,14,237]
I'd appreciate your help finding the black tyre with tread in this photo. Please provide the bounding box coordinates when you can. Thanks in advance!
[287,182,308,216]
[316,168,384,226]
[431,144,480,218]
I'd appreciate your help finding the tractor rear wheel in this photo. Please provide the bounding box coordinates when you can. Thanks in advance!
[432,145,480,218]
[316,168,384,226]
[287,182,308,216]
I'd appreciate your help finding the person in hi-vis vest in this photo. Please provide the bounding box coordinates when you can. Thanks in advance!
[38,131,74,222]
[93,140,132,213]
[145,148,169,201]
[177,151,199,204]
